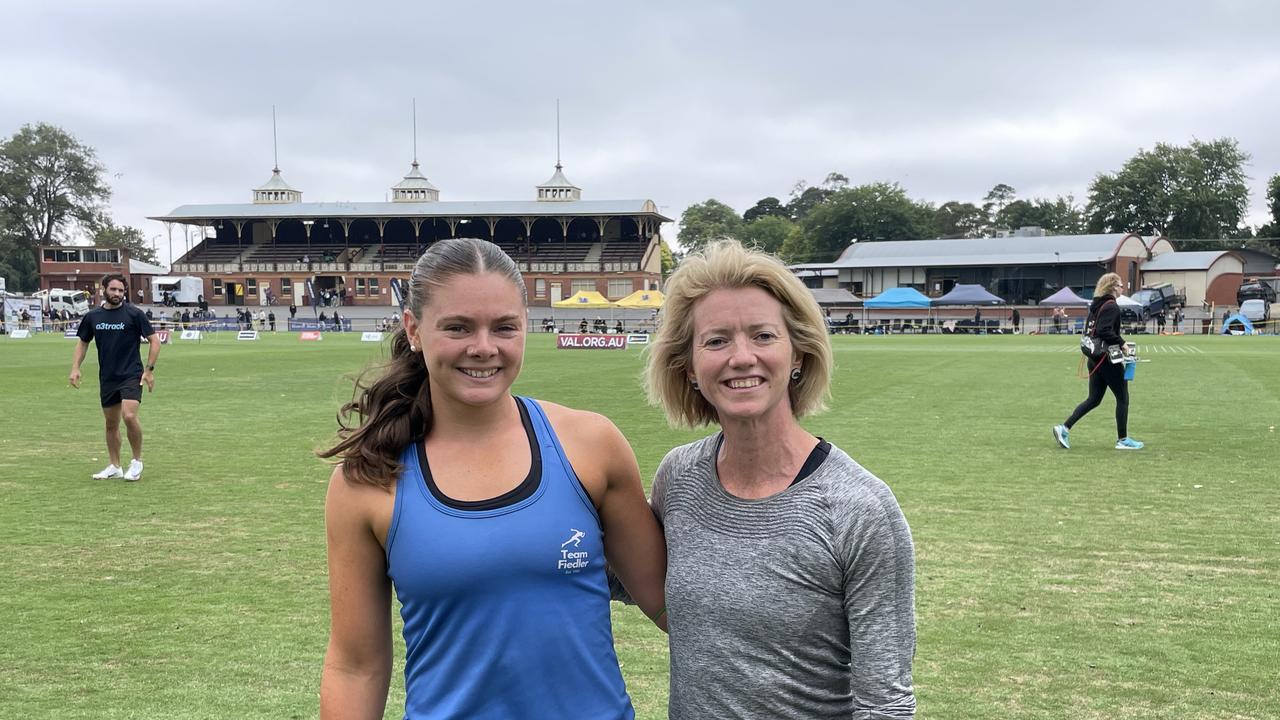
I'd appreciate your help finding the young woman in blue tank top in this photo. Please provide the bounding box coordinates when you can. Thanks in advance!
[318,239,667,720]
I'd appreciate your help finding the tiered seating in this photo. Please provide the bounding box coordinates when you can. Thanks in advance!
[244,243,347,263]
[599,241,647,263]
[179,241,246,264]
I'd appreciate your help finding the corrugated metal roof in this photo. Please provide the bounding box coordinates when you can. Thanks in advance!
[150,198,670,222]
[129,259,168,275]
[1139,251,1234,271]
[793,233,1142,270]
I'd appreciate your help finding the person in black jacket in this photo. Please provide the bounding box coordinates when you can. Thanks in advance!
[1053,273,1143,450]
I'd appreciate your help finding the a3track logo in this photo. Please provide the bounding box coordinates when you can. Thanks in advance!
[557,529,589,573]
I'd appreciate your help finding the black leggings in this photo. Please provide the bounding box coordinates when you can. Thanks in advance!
[1065,357,1129,439]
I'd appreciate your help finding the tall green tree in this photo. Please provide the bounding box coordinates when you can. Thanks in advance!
[739,215,795,255]
[0,122,113,291]
[799,182,937,261]
[995,196,1085,235]
[677,199,743,253]
[982,183,1017,222]
[1085,138,1250,238]
[742,196,787,223]
[935,201,988,238]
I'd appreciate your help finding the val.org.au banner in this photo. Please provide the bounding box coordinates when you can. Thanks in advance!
[556,333,629,350]
[3,298,44,333]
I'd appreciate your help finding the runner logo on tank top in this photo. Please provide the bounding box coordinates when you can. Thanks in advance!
[558,528,589,573]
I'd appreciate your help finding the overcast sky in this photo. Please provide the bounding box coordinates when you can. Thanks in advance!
[3,0,1278,264]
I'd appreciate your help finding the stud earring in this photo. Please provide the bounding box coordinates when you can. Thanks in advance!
[690,379,700,391]
[790,367,802,383]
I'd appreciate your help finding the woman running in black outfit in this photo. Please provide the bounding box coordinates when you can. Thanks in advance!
[1053,272,1144,450]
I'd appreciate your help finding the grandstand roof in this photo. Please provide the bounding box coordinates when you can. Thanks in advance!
[150,198,670,223]
[791,233,1146,270]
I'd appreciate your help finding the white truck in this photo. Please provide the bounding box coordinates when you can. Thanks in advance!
[34,288,91,316]
[152,276,204,306]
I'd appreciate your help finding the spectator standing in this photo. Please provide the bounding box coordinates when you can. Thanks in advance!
[1011,308,1021,333]
[69,274,159,482]
[268,311,276,332]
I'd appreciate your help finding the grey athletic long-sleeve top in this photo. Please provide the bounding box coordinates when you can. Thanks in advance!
[652,434,916,719]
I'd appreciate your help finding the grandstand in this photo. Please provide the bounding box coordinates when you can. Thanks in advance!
[151,161,668,307]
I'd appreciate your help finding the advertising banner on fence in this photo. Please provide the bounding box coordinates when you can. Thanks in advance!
[3,297,44,333]
[299,331,322,341]
[556,334,629,350]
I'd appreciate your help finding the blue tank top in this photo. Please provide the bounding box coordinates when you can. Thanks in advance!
[385,396,634,720]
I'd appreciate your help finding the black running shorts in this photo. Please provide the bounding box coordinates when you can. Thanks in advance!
[100,377,143,408]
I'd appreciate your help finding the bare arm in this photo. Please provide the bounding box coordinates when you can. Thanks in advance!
[69,340,88,388]
[141,335,161,391]
[594,419,668,630]
[320,466,393,720]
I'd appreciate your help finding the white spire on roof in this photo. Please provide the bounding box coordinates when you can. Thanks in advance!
[393,99,440,202]
[537,100,581,202]
[253,107,302,204]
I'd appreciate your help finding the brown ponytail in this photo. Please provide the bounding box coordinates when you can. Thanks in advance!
[317,238,525,488]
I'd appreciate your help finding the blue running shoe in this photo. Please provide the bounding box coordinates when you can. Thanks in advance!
[1052,425,1070,449]
[1115,437,1144,450]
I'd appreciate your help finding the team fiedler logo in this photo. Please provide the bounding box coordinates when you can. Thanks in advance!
[558,528,589,573]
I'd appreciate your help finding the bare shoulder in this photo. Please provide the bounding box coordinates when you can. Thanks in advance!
[535,399,623,445]
[325,463,396,543]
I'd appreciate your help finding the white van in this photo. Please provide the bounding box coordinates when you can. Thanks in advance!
[35,288,91,316]
[152,276,204,306]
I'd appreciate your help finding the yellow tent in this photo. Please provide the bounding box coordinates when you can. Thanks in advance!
[612,289,665,309]
[552,290,614,309]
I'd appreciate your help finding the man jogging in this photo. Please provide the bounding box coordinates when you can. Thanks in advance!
[69,274,160,481]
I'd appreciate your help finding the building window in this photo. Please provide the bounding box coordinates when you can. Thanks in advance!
[369,278,379,296]
[607,279,632,298]
[356,278,366,296]
[43,249,57,262]
[535,279,546,298]
[247,278,257,296]
[280,278,292,296]
[571,280,595,295]
[213,279,224,297]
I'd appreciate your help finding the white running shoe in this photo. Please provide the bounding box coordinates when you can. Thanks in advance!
[123,459,144,482]
[92,464,123,480]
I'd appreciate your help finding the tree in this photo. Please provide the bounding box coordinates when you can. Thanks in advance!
[935,201,988,238]
[1257,174,1280,239]
[0,123,110,246]
[982,183,1017,221]
[743,196,788,223]
[0,122,113,291]
[798,182,937,261]
[1085,138,1250,238]
[92,217,159,264]
[785,180,834,221]
[739,215,795,255]
[986,196,1086,235]
[659,240,677,279]
[676,199,743,253]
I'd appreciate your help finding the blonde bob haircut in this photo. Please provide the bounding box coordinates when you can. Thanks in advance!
[1094,272,1122,299]
[645,239,833,428]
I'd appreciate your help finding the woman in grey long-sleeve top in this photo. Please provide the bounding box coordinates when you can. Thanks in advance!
[644,239,916,719]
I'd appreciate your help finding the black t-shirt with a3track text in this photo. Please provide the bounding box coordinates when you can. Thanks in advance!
[76,304,155,383]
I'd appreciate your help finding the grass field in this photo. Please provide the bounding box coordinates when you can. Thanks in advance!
[1,331,1277,719]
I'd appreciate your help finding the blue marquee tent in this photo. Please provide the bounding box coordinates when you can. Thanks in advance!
[1220,313,1255,334]
[864,287,931,309]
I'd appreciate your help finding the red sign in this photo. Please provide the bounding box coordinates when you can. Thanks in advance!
[299,331,323,341]
[556,333,629,350]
